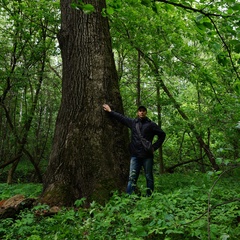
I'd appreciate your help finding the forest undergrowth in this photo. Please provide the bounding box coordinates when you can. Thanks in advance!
[0,168,239,240]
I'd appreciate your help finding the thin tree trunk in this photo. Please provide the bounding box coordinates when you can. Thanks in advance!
[136,50,141,106]
[162,80,219,170]
[197,85,206,172]
[7,46,46,182]
[137,49,219,171]
[156,84,164,174]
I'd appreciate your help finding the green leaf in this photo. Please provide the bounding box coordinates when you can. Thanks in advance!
[232,3,240,11]
[203,21,212,29]
[196,14,204,22]
[216,52,228,66]
[166,229,184,234]
[195,21,206,31]
[220,233,230,240]
[82,4,95,14]
[209,42,221,51]
[74,198,86,207]
[71,1,95,14]
[234,43,240,53]
[106,7,115,15]
[141,0,152,7]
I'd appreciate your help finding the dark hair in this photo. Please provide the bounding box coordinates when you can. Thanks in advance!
[137,106,147,112]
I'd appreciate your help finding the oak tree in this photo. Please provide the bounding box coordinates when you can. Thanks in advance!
[40,0,130,206]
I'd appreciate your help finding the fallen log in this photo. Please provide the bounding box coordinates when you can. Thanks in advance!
[0,195,61,219]
[0,194,36,219]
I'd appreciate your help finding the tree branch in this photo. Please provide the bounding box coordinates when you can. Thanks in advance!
[154,0,233,18]
[165,156,207,173]
[207,15,240,79]
[0,154,23,169]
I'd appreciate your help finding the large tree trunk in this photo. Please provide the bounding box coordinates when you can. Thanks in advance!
[40,0,130,206]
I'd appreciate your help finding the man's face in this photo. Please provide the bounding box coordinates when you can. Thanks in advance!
[137,109,147,119]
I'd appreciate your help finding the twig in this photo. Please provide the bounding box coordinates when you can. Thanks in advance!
[155,0,233,18]
[180,197,240,226]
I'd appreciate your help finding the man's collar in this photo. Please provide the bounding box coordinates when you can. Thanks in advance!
[137,117,150,122]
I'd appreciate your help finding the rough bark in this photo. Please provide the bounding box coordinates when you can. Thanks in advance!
[40,0,130,206]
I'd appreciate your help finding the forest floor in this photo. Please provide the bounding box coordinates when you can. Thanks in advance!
[0,169,239,239]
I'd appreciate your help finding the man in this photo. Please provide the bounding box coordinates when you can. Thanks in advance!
[103,104,166,196]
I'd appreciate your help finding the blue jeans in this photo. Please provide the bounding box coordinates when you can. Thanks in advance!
[126,156,154,196]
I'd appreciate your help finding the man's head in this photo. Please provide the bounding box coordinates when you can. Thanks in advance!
[137,106,147,119]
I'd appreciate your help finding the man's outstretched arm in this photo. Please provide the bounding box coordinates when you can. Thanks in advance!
[102,104,133,128]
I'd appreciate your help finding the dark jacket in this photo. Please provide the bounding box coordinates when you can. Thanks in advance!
[109,111,166,158]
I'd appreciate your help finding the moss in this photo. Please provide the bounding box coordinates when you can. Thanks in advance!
[39,171,127,207]
[90,177,122,205]
[39,184,76,207]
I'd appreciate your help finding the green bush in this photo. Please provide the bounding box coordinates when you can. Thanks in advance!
[0,170,239,239]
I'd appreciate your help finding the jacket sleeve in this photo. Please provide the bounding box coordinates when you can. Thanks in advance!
[152,123,166,151]
[108,111,133,128]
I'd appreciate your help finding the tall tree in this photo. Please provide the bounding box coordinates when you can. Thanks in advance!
[109,0,239,171]
[0,0,60,182]
[40,0,130,206]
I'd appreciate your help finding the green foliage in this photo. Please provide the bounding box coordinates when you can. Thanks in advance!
[108,0,240,171]
[71,0,95,14]
[0,183,42,200]
[0,0,239,184]
[0,171,239,239]
[0,0,61,182]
